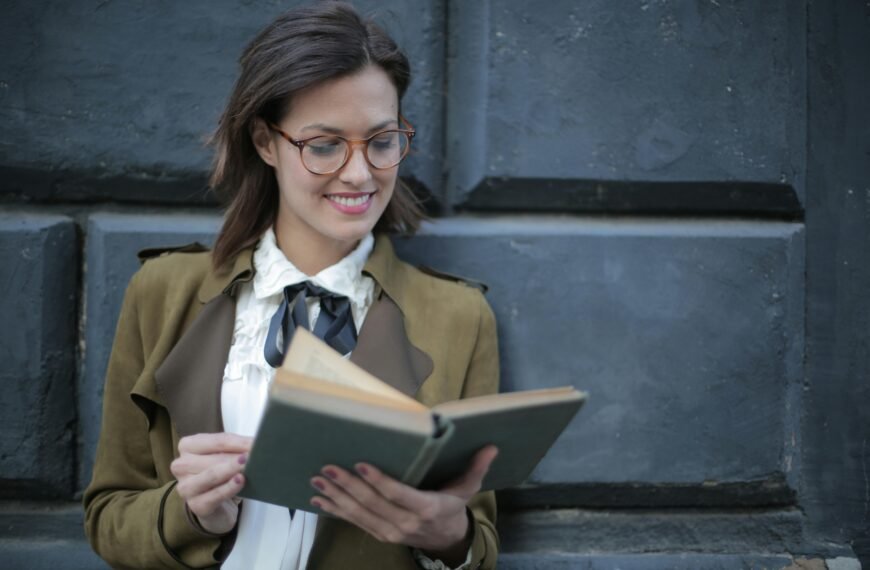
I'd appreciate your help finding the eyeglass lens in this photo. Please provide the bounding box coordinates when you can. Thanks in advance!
[302,131,410,174]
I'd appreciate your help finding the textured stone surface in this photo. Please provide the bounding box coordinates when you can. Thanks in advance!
[0,540,858,570]
[499,553,797,569]
[394,217,805,495]
[0,1,444,203]
[497,508,804,553]
[79,213,220,488]
[2,541,107,570]
[0,503,106,568]
[803,0,870,561]
[826,557,862,570]
[0,214,77,498]
[446,0,806,213]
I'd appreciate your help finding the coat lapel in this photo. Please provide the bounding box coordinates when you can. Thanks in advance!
[350,234,434,397]
[349,289,433,398]
[152,247,253,438]
[153,294,236,437]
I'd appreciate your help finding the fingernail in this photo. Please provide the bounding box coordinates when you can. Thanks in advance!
[355,464,369,477]
[237,454,247,465]
[311,478,325,491]
[234,475,243,484]
[323,467,338,480]
[310,498,322,509]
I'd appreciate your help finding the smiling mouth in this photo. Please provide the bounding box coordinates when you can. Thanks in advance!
[326,193,374,207]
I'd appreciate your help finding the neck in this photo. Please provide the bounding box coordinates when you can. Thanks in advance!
[273,224,357,276]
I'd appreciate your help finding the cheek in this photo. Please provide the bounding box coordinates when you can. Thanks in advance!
[277,165,328,200]
[376,171,398,202]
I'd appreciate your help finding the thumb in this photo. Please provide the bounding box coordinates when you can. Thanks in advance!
[440,445,499,499]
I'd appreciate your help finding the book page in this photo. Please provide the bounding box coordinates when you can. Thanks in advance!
[281,327,418,405]
[271,370,434,426]
[434,386,586,419]
[273,370,428,415]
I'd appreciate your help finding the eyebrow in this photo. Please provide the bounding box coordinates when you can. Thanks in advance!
[300,119,398,135]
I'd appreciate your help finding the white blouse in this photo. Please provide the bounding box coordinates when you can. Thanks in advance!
[220,229,374,570]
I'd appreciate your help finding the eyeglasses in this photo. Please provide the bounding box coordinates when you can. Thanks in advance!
[267,117,415,175]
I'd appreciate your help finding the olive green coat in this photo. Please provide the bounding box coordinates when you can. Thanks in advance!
[83,235,499,569]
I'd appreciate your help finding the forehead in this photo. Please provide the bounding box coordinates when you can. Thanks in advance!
[283,66,399,132]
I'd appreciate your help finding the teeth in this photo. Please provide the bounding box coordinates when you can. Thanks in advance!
[328,194,371,207]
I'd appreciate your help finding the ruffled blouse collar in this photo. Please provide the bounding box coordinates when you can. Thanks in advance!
[252,228,374,303]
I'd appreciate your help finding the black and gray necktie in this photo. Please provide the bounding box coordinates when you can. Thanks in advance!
[263,281,358,368]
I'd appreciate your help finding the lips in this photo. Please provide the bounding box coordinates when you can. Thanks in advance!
[326,193,372,207]
[324,191,375,214]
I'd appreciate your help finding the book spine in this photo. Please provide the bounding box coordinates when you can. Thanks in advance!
[401,415,455,487]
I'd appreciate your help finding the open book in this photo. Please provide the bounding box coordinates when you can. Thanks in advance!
[240,328,586,511]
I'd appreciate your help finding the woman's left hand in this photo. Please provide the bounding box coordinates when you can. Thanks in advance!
[309,445,498,564]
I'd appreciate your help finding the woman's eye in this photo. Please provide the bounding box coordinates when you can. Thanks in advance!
[369,133,397,152]
[307,138,342,155]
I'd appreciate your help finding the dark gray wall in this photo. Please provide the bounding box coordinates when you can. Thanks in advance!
[396,220,805,497]
[0,1,445,203]
[1,0,868,568]
[803,0,870,553]
[0,215,77,499]
[446,1,805,216]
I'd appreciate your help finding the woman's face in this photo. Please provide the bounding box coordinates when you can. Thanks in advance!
[254,65,400,258]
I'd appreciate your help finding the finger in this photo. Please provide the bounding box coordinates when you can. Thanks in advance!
[171,452,246,478]
[348,463,434,514]
[177,433,253,455]
[176,457,244,502]
[187,473,246,519]
[310,474,404,544]
[439,445,499,499]
[318,466,420,528]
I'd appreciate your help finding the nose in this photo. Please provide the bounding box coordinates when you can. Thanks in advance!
[338,145,373,187]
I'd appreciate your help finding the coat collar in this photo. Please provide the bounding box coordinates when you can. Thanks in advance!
[361,234,405,305]
[154,233,433,438]
[197,246,255,303]
[195,234,407,307]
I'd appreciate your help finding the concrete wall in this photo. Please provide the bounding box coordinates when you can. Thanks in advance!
[803,0,870,552]
[446,1,805,215]
[1,0,867,568]
[0,215,77,499]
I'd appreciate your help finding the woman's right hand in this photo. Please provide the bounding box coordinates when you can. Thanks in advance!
[170,433,253,535]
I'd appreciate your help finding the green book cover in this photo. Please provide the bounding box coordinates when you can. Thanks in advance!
[239,329,586,511]
[423,393,585,490]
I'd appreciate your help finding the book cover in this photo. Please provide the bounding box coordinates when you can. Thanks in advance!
[240,329,586,511]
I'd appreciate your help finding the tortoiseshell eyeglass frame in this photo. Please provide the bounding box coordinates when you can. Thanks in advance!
[266,116,416,175]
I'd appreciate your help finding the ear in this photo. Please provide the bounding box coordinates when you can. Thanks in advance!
[250,117,278,167]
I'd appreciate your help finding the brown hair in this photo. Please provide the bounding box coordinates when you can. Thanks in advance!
[209,1,424,270]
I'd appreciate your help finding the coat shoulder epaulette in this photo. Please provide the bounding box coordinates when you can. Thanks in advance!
[416,265,489,293]
[137,242,210,264]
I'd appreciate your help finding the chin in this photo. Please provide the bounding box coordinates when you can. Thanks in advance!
[327,222,379,245]
[329,210,386,238]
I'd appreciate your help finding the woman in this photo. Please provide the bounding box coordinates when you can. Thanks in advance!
[83,2,499,569]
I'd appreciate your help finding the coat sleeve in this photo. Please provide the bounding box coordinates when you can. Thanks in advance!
[82,269,231,569]
[463,291,500,570]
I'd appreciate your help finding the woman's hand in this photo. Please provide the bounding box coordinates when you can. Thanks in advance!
[170,433,253,535]
[309,445,498,566]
